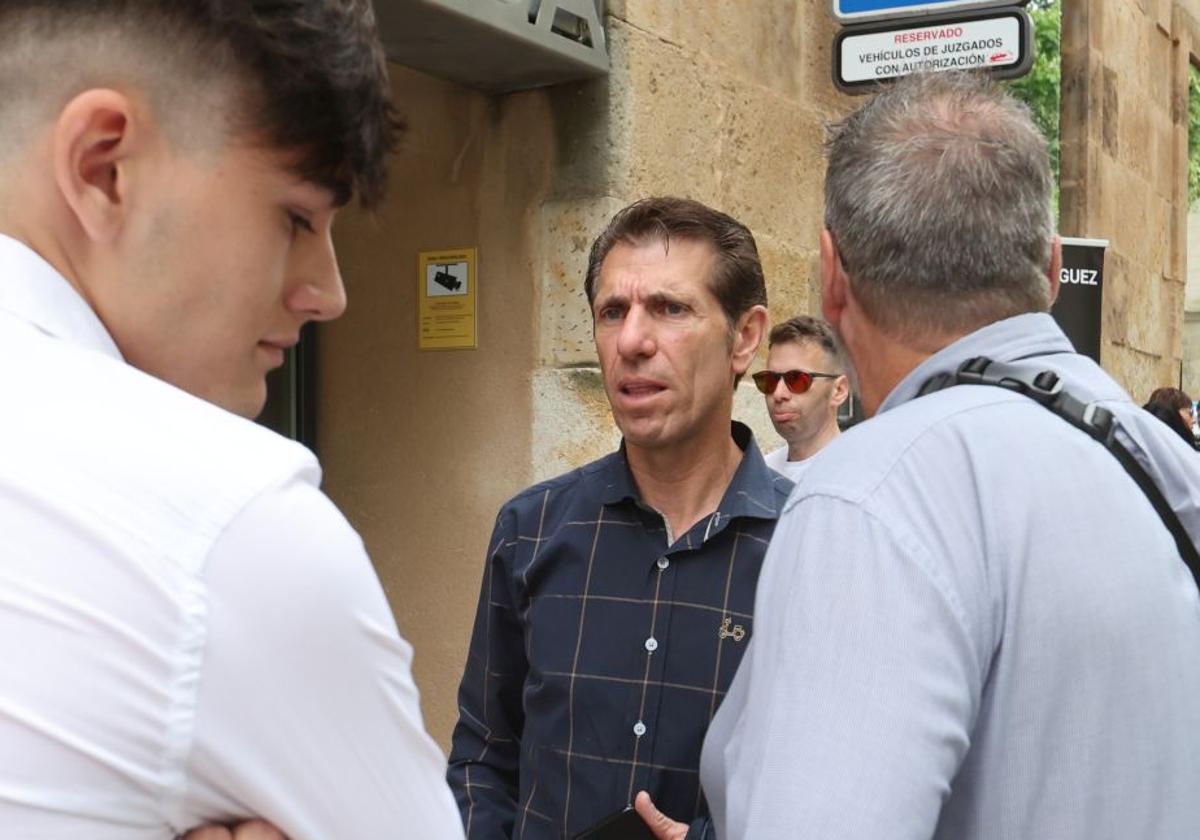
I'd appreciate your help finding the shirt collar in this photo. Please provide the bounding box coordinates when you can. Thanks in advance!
[0,233,124,361]
[879,312,1074,414]
[595,421,786,522]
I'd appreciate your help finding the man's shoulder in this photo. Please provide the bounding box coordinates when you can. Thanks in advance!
[797,385,1050,508]
[499,451,622,515]
[2,325,319,560]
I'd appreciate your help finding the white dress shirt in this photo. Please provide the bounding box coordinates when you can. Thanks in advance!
[0,234,465,839]
[702,314,1200,839]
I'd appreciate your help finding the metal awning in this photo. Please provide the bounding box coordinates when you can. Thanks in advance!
[376,0,608,94]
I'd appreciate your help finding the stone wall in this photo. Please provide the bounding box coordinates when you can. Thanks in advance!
[531,2,853,480]
[1060,0,1200,397]
[318,1,1200,751]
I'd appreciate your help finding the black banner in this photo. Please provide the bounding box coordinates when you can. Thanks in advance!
[1051,237,1107,363]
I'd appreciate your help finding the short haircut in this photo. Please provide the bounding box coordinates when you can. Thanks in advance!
[768,315,841,371]
[584,196,768,327]
[0,1,400,207]
[1148,387,1192,412]
[824,72,1054,341]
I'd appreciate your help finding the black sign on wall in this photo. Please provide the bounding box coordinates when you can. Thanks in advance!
[1051,237,1107,363]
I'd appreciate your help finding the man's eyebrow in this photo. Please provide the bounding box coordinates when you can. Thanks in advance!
[593,292,628,310]
[643,290,693,307]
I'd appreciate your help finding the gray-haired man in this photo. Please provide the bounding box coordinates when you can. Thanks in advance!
[693,72,1200,839]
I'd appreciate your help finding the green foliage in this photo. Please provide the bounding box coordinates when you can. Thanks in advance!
[1004,0,1061,215]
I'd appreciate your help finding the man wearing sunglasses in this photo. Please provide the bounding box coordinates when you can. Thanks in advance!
[447,197,793,840]
[752,316,849,482]
[695,72,1200,840]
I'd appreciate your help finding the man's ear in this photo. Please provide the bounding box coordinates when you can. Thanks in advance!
[53,89,140,244]
[820,228,848,328]
[830,373,850,408]
[1047,234,1062,307]
[731,303,769,377]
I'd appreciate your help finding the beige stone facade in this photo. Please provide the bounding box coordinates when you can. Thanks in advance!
[1061,0,1200,395]
[318,2,1200,749]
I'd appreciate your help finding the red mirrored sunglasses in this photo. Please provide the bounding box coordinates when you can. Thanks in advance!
[751,368,840,395]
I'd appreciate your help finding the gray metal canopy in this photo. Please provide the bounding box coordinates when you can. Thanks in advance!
[375,0,608,94]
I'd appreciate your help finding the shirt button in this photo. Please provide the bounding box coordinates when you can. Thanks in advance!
[644,637,658,652]
[633,721,647,737]
[656,557,669,570]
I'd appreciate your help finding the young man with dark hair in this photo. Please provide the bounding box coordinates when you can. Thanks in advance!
[752,315,849,482]
[447,197,792,839]
[0,2,462,837]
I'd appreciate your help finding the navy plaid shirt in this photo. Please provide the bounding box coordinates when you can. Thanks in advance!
[448,423,792,839]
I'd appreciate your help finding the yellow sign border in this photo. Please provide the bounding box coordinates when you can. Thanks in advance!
[418,247,477,351]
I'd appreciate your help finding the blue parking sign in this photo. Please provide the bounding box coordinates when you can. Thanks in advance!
[833,0,1027,23]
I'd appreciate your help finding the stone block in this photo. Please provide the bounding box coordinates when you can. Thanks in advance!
[1057,47,1096,158]
[610,0,807,102]
[1102,65,1119,157]
[1152,116,1182,202]
[1145,26,1174,105]
[537,196,625,367]
[545,75,622,202]
[758,233,819,323]
[1099,0,1151,94]
[795,1,855,113]
[1155,0,1173,36]
[715,87,828,247]
[1163,276,1186,360]
[1141,193,1172,278]
[1102,248,1131,348]
[1100,164,1157,268]
[1123,260,1165,357]
[1104,342,1175,399]
[748,234,822,372]
[605,15,832,248]
[605,18,731,204]
[531,366,621,483]
[1116,90,1154,181]
[1059,0,1091,54]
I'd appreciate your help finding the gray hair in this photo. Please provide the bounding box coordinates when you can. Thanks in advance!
[823,72,1055,341]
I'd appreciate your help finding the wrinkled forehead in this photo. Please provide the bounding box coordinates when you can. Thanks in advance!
[593,236,719,301]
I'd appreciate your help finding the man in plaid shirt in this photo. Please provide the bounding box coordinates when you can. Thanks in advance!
[448,197,793,840]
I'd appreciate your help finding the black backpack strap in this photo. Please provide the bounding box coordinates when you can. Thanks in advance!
[918,356,1200,592]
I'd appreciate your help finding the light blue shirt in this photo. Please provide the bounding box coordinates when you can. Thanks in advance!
[700,313,1200,839]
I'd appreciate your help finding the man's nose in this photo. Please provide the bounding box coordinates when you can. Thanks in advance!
[287,231,347,322]
[616,307,655,359]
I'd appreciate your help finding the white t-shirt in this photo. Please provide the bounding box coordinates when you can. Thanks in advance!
[763,444,818,483]
[0,235,465,839]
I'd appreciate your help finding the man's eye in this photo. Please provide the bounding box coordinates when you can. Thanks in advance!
[662,301,687,316]
[288,211,315,235]
[597,306,623,322]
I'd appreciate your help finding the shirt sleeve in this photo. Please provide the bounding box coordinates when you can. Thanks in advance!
[175,477,465,840]
[446,508,529,838]
[717,494,985,840]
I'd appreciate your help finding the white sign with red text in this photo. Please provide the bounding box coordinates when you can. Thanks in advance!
[839,13,1023,84]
